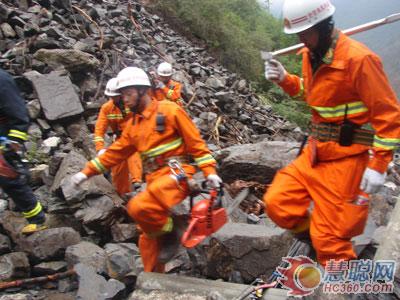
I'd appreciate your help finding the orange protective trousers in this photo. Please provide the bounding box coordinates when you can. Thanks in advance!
[111,152,142,196]
[126,164,195,272]
[264,146,369,266]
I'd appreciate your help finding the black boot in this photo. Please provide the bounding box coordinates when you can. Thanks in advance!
[158,229,181,264]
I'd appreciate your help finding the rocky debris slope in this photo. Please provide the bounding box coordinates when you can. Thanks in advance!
[0,0,399,299]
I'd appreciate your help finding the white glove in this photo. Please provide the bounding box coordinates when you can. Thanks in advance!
[360,168,386,194]
[156,82,165,89]
[265,59,287,83]
[71,172,88,186]
[97,148,106,156]
[207,174,223,188]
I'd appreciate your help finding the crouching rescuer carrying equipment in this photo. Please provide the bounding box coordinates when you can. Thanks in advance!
[71,67,223,273]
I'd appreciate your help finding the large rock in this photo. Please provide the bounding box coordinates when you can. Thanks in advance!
[33,49,100,72]
[216,141,299,184]
[51,151,123,207]
[110,223,139,242]
[104,243,140,280]
[133,272,288,300]
[28,72,84,121]
[190,222,292,282]
[74,195,116,228]
[16,227,81,261]
[65,241,107,274]
[374,198,400,280]
[0,233,11,255]
[75,263,125,300]
[0,252,30,281]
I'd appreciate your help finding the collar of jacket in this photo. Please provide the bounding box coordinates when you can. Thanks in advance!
[136,98,159,120]
[297,29,341,66]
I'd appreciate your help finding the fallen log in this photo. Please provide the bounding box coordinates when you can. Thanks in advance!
[0,269,76,291]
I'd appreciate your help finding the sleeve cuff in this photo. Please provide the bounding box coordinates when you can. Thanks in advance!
[82,164,99,177]
[201,166,217,178]
[367,158,389,174]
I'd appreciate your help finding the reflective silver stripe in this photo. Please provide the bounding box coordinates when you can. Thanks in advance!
[311,101,368,119]
[373,135,400,150]
[194,154,216,166]
[106,114,124,120]
[293,78,304,100]
[23,202,42,218]
[142,138,183,158]
[91,157,107,173]
[9,129,28,141]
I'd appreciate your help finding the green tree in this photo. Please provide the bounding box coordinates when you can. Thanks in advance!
[152,0,309,127]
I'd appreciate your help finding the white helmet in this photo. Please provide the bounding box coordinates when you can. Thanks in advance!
[104,78,121,97]
[116,67,151,90]
[282,0,335,34]
[157,62,173,77]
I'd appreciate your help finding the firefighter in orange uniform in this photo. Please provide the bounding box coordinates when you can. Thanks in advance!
[72,67,222,272]
[94,78,142,196]
[263,0,400,266]
[152,62,184,106]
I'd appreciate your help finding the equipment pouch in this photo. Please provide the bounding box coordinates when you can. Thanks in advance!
[338,121,355,146]
[156,113,166,133]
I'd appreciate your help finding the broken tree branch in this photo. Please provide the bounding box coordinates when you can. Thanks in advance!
[72,5,104,50]
[127,1,170,62]
[0,269,76,291]
[185,91,197,108]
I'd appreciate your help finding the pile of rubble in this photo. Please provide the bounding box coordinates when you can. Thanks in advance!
[0,0,399,299]
[0,0,301,152]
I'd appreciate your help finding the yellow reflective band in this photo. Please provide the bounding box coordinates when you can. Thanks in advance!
[93,137,104,142]
[23,202,42,218]
[147,217,173,238]
[194,154,216,166]
[167,89,174,98]
[311,101,368,119]
[106,114,124,120]
[293,78,304,100]
[142,138,183,158]
[161,217,173,233]
[373,136,400,150]
[91,157,107,173]
[9,129,28,141]
[125,108,130,114]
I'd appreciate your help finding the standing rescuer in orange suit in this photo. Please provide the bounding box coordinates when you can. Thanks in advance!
[71,67,222,272]
[263,0,400,266]
[152,62,184,106]
[94,78,142,196]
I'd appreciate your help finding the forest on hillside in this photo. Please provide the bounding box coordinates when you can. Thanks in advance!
[150,0,310,127]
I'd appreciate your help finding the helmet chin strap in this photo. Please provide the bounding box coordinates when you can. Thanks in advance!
[130,88,148,113]
[313,17,334,60]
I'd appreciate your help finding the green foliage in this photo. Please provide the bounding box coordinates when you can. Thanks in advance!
[153,0,297,81]
[25,138,49,165]
[152,0,310,126]
[259,88,311,129]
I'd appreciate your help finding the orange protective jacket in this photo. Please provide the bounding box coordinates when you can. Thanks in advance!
[152,79,183,106]
[279,31,400,173]
[93,99,131,151]
[83,99,216,179]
